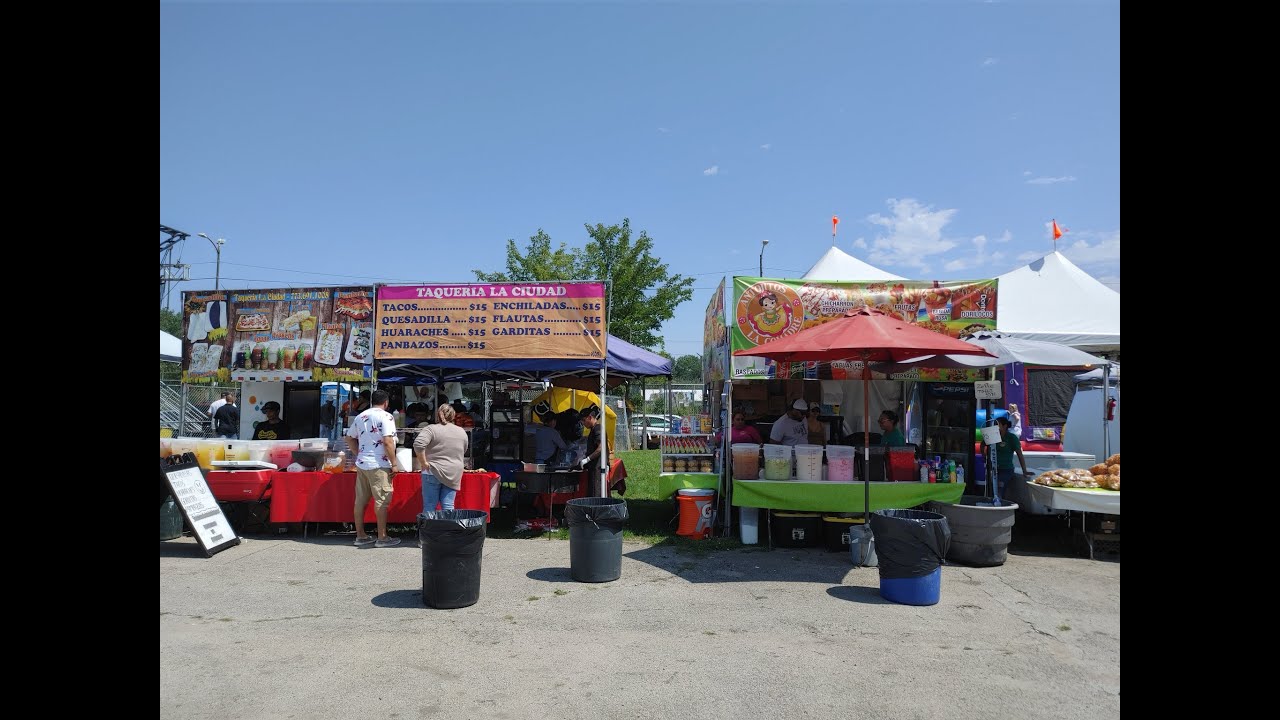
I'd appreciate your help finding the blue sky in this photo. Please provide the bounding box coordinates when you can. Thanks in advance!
[160,1,1120,359]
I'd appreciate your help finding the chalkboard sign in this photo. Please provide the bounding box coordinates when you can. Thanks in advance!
[160,455,241,557]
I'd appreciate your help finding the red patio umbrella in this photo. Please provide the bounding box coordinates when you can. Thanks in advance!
[734,309,996,518]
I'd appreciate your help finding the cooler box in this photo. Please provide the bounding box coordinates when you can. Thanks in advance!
[205,470,274,502]
[822,516,863,553]
[772,512,822,548]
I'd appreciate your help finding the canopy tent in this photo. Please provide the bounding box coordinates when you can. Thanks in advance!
[376,333,672,387]
[160,330,182,363]
[801,247,905,281]
[993,251,1120,353]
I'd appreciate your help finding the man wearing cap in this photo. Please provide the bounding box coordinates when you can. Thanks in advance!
[580,405,607,469]
[769,399,811,446]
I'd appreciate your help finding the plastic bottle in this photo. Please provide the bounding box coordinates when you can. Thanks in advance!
[956,465,965,486]
[928,467,936,484]
[948,460,956,484]
[919,461,930,483]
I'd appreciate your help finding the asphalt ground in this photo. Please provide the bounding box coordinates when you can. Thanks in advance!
[160,517,1119,720]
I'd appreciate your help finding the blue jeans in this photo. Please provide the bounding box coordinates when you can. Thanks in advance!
[996,468,1015,497]
[421,472,456,514]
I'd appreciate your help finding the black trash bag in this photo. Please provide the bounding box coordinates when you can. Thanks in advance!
[869,509,951,579]
[564,497,629,526]
[418,510,488,609]
[564,498,627,583]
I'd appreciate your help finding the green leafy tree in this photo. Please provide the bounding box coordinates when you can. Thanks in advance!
[475,230,578,283]
[473,218,694,349]
[160,307,182,336]
[673,354,702,383]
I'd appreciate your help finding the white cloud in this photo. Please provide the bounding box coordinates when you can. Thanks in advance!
[865,198,959,272]
[729,248,740,255]
[982,57,998,67]
[658,127,671,134]
[996,230,1012,243]
[703,165,719,176]
[852,237,868,250]
[1062,230,1121,266]
[1022,170,1032,176]
[1026,175,1077,185]
[943,235,990,272]
[760,143,771,151]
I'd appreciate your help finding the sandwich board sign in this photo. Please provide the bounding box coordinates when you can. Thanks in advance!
[160,455,240,557]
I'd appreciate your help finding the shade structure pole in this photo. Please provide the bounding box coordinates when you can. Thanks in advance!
[1102,362,1112,461]
[862,352,871,521]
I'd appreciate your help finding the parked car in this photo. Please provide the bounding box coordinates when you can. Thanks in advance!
[629,414,671,449]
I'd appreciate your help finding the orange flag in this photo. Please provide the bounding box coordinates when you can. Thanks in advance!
[832,215,839,234]
[1052,219,1064,240]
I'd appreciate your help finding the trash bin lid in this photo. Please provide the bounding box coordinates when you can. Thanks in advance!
[677,488,715,497]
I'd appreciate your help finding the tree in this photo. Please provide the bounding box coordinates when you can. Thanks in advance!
[673,354,702,383]
[160,307,182,336]
[473,218,695,349]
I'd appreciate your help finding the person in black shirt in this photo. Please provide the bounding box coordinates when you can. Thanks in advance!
[214,393,240,439]
[580,405,607,469]
[251,401,292,441]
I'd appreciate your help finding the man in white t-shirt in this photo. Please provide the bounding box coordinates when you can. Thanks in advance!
[770,399,810,446]
[345,389,403,548]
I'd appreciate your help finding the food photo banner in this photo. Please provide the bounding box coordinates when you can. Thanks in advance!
[730,277,998,380]
[180,286,375,383]
[374,282,607,360]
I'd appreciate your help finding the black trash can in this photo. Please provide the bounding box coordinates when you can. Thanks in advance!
[418,510,488,609]
[868,509,952,606]
[160,496,183,541]
[564,497,628,583]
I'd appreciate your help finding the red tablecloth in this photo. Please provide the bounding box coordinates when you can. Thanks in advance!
[269,471,499,524]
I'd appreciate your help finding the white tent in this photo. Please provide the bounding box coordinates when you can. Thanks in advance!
[160,330,182,363]
[994,251,1120,353]
[802,246,905,281]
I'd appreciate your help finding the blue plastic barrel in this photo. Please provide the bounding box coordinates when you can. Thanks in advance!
[879,566,942,606]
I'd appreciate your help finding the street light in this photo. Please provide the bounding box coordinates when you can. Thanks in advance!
[759,239,769,276]
[197,233,226,292]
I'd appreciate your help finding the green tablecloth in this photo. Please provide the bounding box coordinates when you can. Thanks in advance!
[658,472,720,499]
[732,480,965,513]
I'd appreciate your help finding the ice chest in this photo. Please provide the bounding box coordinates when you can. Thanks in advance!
[772,512,822,548]
[205,470,274,502]
[822,516,863,553]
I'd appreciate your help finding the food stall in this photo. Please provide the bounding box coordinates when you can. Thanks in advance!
[707,275,1003,537]
[371,281,671,510]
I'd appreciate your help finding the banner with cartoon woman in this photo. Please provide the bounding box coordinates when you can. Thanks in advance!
[730,277,999,380]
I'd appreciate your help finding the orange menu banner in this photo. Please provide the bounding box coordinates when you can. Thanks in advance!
[374,282,607,360]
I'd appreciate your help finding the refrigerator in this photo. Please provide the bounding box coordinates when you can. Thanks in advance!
[920,382,976,487]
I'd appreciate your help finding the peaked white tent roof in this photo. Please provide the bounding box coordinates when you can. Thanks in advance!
[160,330,182,363]
[802,246,905,281]
[994,251,1120,352]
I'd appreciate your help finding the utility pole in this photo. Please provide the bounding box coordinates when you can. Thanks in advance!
[160,224,191,309]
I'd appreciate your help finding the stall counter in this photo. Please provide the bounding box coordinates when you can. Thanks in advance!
[732,480,964,513]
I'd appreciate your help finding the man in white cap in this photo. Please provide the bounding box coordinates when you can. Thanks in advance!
[769,399,810,446]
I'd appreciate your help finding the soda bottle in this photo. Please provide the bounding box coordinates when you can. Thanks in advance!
[956,465,965,486]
